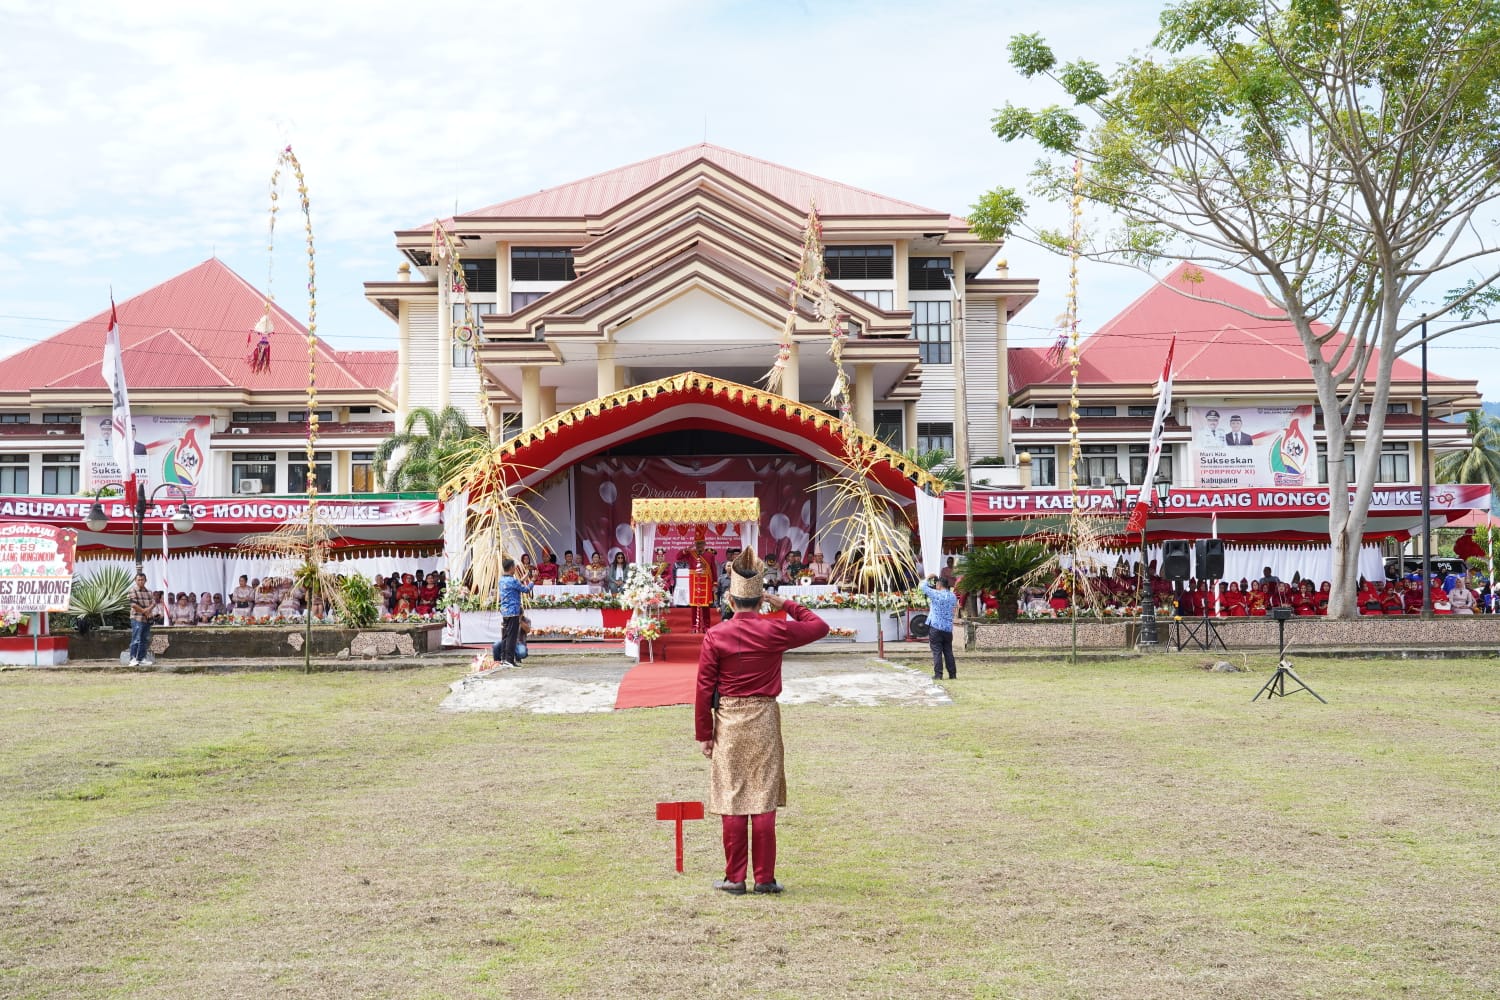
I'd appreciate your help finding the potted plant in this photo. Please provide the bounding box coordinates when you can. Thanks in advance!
[956,540,1054,622]
[67,566,133,633]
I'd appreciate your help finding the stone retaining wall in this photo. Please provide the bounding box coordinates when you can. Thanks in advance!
[67,624,445,662]
[970,615,1500,651]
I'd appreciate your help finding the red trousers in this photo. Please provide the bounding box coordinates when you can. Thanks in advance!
[721,811,776,885]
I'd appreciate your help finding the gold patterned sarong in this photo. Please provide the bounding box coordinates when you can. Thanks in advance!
[709,695,787,816]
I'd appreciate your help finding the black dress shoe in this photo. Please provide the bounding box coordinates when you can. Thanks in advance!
[753,881,784,894]
[714,879,746,895]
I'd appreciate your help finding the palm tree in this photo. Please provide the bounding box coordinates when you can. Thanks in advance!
[373,406,484,492]
[1435,410,1500,491]
[955,539,1054,620]
[903,448,964,492]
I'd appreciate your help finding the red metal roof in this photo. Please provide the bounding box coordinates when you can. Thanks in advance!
[335,351,399,393]
[1009,263,1457,390]
[0,259,392,394]
[450,144,946,222]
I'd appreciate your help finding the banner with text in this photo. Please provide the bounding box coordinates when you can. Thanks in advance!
[946,483,1492,518]
[0,496,443,531]
[0,523,78,613]
[84,414,212,496]
[573,456,816,563]
[1189,404,1315,488]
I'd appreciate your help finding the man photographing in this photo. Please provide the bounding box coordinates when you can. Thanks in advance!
[695,547,828,896]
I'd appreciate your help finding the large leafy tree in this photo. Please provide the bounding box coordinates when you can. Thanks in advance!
[974,0,1500,617]
[1436,410,1500,491]
[373,406,483,492]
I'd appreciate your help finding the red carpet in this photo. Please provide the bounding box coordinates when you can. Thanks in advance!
[614,607,706,710]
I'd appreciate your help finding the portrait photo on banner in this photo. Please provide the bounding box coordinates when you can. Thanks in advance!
[1189,404,1314,489]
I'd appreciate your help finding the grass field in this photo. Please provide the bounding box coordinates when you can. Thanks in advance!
[1,654,1497,999]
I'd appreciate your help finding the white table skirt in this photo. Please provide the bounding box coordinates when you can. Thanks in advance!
[814,607,903,642]
[533,585,591,598]
[780,585,839,600]
[456,608,605,644]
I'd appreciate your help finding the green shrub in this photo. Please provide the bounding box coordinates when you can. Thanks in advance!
[68,566,134,630]
[337,574,379,628]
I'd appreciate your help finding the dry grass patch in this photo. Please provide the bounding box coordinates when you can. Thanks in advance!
[1,656,1498,998]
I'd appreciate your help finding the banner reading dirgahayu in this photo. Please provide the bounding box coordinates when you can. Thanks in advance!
[1190,404,1314,488]
[0,523,77,613]
[83,415,210,496]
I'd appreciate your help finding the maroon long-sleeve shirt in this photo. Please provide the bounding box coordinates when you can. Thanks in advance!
[694,601,830,741]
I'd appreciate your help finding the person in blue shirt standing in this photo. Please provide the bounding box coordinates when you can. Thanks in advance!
[921,574,959,680]
[493,557,533,668]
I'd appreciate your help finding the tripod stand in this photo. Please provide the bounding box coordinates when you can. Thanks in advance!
[1253,610,1326,703]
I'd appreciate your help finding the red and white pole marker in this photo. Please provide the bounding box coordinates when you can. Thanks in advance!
[656,801,705,873]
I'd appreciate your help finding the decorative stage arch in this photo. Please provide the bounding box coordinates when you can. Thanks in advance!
[495,372,944,500]
[630,496,761,566]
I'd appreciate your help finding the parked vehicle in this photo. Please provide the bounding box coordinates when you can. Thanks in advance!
[1383,556,1473,581]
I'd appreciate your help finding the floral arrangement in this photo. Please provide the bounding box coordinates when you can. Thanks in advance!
[824,627,856,638]
[618,564,669,614]
[470,651,496,673]
[526,593,618,610]
[380,612,445,624]
[207,613,339,626]
[799,590,927,612]
[529,625,627,640]
[0,610,28,636]
[625,613,666,643]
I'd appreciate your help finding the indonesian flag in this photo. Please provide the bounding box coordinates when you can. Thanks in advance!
[1125,337,1175,534]
[101,299,138,506]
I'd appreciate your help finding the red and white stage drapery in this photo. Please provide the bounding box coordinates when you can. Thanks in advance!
[577,457,807,562]
[1071,544,1387,586]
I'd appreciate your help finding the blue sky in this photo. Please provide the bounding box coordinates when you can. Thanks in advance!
[1,0,1494,401]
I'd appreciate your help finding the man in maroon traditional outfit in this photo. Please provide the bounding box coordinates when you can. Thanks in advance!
[687,530,717,633]
[695,548,829,896]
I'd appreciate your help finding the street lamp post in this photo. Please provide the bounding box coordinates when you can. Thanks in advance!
[1111,473,1172,647]
[85,484,196,574]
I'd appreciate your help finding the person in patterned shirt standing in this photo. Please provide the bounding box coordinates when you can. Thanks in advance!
[127,572,154,667]
[921,574,959,680]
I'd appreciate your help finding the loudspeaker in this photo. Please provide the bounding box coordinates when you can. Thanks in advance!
[1195,538,1226,580]
[1161,540,1192,581]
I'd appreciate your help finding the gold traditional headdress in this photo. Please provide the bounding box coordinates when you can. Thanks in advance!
[728,547,765,601]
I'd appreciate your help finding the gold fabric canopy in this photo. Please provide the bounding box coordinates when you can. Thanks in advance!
[630,497,760,526]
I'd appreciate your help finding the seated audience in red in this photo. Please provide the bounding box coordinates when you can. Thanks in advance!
[1292,580,1317,616]
[1316,581,1332,614]
[1381,582,1406,614]
[1220,581,1248,616]
[416,576,440,615]
[394,573,419,614]
[1048,586,1071,614]
[1246,582,1268,616]
[536,550,559,584]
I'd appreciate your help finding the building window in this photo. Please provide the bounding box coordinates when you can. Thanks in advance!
[1128,444,1174,485]
[0,414,28,424]
[873,409,903,448]
[1317,443,1356,485]
[824,246,894,281]
[351,452,376,493]
[1378,441,1411,483]
[459,258,497,293]
[288,451,333,494]
[912,300,952,365]
[908,257,953,291]
[500,412,522,441]
[511,290,547,311]
[287,410,335,424]
[1081,445,1118,485]
[1386,402,1410,414]
[231,410,277,424]
[0,454,28,493]
[41,412,81,425]
[850,289,893,310]
[1028,446,1056,487]
[1077,406,1117,417]
[40,453,78,495]
[510,247,576,281]
[232,452,277,493]
[917,422,953,455]
[1127,405,1156,417]
[452,341,475,367]
[452,301,497,326]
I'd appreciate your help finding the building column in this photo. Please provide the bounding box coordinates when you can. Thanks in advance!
[903,400,918,452]
[437,265,452,411]
[521,366,542,430]
[994,257,1013,462]
[540,386,558,421]
[597,342,617,400]
[396,301,411,424]
[616,365,632,393]
[894,240,910,311]
[781,342,801,402]
[853,363,875,434]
